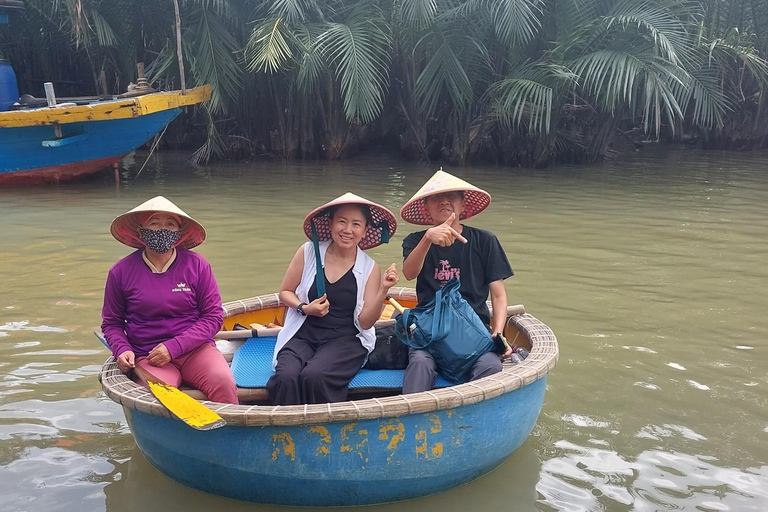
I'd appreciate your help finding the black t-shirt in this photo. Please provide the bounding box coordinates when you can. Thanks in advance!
[402,225,514,326]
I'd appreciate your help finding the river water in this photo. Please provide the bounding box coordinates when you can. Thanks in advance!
[1,147,767,511]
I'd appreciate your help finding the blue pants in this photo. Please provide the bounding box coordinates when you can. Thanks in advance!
[402,348,502,394]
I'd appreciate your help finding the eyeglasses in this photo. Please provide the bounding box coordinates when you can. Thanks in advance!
[427,192,463,201]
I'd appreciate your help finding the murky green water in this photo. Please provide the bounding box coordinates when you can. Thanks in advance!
[1,147,767,511]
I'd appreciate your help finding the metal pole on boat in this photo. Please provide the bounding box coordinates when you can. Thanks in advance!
[43,82,56,107]
[44,82,62,138]
[172,0,186,95]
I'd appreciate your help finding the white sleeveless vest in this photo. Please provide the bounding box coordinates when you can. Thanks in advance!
[272,240,376,369]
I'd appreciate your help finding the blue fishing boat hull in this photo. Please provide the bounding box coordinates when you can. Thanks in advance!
[0,108,180,185]
[125,377,547,506]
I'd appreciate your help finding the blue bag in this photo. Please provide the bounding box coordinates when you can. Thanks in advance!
[394,277,494,382]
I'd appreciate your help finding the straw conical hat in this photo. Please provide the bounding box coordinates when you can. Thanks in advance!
[303,192,397,250]
[110,196,206,249]
[399,169,492,225]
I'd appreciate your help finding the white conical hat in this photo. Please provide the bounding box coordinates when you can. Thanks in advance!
[303,192,397,250]
[110,196,206,249]
[399,169,492,225]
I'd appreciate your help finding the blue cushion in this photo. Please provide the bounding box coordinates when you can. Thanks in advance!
[230,337,454,389]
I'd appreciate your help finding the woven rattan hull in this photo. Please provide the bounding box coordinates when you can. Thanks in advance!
[98,288,558,506]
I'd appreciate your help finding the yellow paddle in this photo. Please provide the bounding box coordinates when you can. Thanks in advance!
[94,330,226,431]
[132,365,226,431]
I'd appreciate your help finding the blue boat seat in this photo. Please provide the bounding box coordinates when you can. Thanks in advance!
[231,336,455,389]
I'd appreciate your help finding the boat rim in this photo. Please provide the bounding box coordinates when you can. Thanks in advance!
[98,287,558,427]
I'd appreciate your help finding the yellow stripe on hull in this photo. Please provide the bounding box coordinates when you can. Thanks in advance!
[0,85,211,128]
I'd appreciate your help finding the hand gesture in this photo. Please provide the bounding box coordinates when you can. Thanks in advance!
[381,263,399,290]
[304,293,330,317]
[147,343,172,366]
[424,212,468,247]
[116,350,136,373]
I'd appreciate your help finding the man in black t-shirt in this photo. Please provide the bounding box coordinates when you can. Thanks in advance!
[400,170,514,393]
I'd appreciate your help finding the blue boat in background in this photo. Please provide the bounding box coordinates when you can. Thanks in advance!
[0,82,211,186]
[98,289,559,506]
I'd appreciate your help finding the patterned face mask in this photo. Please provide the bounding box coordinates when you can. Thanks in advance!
[139,228,181,253]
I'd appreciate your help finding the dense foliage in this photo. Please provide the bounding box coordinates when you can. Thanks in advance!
[2,0,767,165]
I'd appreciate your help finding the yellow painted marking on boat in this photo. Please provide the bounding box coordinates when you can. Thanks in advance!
[431,442,444,458]
[356,436,369,461]
[415,430,428,458]
[272,432,296,462]
[429,414,442,434]
[309,426,331,456]
[0,86,211,128]
[146,380,223,430]
[340,423,356,440]
[379,422,405,450]
[379,421,406,462]
[339,422,357,453]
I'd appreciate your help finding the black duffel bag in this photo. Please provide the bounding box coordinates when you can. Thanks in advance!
[364,324,409,370]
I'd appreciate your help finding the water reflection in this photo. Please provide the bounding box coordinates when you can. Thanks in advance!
[538,444,768,511]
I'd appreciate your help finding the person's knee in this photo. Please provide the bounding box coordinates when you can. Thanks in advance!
[299,365,327,389]
[470,353,502,380]
[271,367,299,387]
[408,350,437,371]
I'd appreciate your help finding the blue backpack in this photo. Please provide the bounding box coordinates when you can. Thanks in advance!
[394,277,494,382]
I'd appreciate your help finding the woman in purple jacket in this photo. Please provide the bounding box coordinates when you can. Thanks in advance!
[101,196,238,404]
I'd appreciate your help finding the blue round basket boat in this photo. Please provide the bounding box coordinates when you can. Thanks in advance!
[98,288,558,506]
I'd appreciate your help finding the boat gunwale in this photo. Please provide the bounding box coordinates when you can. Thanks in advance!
[98,287,558,427]
[0,85,211,128]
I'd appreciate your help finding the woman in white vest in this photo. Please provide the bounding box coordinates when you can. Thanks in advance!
[268,193,399,405]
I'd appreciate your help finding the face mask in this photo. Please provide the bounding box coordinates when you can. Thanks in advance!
[139,228,181,253]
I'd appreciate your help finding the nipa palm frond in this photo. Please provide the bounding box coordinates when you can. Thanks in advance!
[245,17,295,74]
[317,6,392,124]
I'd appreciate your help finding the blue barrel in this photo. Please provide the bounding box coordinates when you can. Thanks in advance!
[0,60,20,112]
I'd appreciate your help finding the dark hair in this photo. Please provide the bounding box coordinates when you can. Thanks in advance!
[321,204,373,227]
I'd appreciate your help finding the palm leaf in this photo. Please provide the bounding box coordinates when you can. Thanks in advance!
[245,17,294,74]
[485,0,543,47]
[398,0,438,31]
[487,63,577,134]
[317,6,392,124]
[413,32,474,117]
[186,8,242,114]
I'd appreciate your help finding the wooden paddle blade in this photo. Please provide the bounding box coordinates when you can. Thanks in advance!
[146,380,227,430]
[133,364,227,430]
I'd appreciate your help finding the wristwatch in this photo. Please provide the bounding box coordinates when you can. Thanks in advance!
[297,302,308,316]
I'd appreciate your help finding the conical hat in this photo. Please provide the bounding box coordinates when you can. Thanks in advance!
[400,169,492,225]
[303,193,397,250]
[110,196,206,249]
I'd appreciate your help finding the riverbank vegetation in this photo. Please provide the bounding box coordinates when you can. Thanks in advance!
[2,0,767,166]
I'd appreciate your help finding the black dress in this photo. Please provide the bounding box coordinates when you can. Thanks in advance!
[267,266,369,405]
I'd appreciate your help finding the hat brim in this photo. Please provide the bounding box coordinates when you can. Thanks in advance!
[303,193,397,250]
[110,196,206,249]
[400,186,491,225]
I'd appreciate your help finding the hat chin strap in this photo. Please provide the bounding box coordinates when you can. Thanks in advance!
[174,230,191,248]
[375,221,390,243]
[310,219,327,297]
